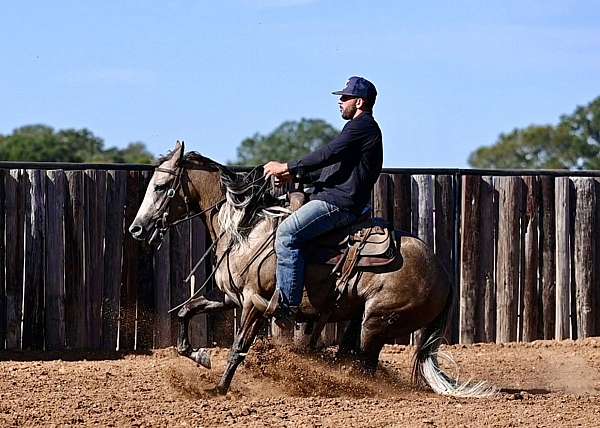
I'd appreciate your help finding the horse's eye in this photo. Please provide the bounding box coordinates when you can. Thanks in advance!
[155,184,168,192]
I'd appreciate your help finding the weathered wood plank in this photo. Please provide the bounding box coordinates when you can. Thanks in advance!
[391,174,411,232]
[102,170,127,350]
[45,170,66,350]
[0,170,6,349]
[459,175,480,344]
[573,178,596,339]
[390,173,411,345]
[153,229,171,348]
[411,175,434,344]
[5,170,24,349]
[539,176,556,339]
[170,221,191,345]
[84,170,107,349]
[189,216,208,348]
[522,176,540,342]
[411,175,434,247]
[434,175,457,343]
[495,176,522,343]
[373,174,393,221]
[65,171,86,348]
[22,170,45,350]
[595,178,600,337]
[554,177,571,340]
[434,175,455,285]
[479,177,496,343]
[120,171,141,351]
[136,171,155,349]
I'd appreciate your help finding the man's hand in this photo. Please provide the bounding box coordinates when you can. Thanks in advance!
[263,161,289,178]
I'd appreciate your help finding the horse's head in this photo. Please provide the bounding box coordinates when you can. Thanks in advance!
[128,140,228,246]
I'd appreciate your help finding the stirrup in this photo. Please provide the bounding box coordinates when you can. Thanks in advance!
[251,288,282,317]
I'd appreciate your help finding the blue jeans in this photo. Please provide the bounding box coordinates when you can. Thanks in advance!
[275,199,357,306]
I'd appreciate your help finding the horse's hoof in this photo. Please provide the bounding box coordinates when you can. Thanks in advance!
[191,348,212,369]
[176,341,191,356]
[215,384,228,395]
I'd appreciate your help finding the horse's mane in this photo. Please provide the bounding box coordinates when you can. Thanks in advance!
[218,165,282,247]
[157,149,279,246]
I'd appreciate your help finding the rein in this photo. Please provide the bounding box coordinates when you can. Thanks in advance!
[155,159,280,315]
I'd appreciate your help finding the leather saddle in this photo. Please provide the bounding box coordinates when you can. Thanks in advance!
[287,192,397,271]
[308,217,397,268]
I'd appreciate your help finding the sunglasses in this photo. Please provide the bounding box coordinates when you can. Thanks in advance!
[340,95,358,102]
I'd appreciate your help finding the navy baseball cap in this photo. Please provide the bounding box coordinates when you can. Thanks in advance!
[332,76,377,100]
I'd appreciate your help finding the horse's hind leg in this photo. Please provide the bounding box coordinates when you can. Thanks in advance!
[337,314,362,358]
[357,307,388,375]
[216,302,264,394]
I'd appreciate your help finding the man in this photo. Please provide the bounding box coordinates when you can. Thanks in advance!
[252,76,383,329]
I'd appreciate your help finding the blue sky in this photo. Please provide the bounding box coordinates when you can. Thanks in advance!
[1,0,599,167]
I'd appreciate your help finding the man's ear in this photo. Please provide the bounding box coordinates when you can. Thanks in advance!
[356,98,365,109]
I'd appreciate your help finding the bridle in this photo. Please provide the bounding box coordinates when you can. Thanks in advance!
[153,163,225,241]
[152,159,276,314]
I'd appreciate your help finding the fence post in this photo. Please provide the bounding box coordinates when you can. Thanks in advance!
[459,175,480,344]
[573,178,596,338]
[522,176,540,342]
[434,175,456,343]
[540,176,556,339]
[412,175,434,345]
[22,169,45,350]
[65,171,86,349]
[5,170,24,349]
[496,176,522,343]
[555,177,571,340]
[45,170,66,350]
[84,169,107,349]
[102,170,127,351]
[479,176,496,343]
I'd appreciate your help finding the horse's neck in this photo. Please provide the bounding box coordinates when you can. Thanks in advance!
[217,215,276,260]
[187,169,224,243]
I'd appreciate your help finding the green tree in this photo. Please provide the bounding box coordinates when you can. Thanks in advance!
[0,124,154,163]
[468,96,600,170]
[232,118,339,166]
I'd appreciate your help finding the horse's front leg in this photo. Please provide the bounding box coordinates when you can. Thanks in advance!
[177,294,236,366]
[216,300,264,394]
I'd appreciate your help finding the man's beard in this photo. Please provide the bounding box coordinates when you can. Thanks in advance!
[341,106,356,120]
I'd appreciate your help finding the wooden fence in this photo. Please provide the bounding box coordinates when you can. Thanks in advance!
[0,162,599,351]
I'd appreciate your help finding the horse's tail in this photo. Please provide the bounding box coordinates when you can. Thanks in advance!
[411,280,496,398]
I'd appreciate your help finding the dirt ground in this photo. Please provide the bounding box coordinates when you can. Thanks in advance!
[1,338,599,427]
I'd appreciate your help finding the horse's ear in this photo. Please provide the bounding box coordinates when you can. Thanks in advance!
[172,140,185,165]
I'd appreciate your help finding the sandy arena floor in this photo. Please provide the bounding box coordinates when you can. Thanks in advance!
[1,338,599,427]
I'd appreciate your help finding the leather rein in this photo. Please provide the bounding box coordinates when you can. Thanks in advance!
[153,163,227,313]
[154,162,274,314]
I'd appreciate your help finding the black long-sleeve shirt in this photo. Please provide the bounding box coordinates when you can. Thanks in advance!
[287,112,383,214]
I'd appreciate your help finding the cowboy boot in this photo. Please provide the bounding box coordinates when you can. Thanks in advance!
[251,289,297,330]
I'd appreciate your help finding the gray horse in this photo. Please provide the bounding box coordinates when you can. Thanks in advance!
[129,141,494,397]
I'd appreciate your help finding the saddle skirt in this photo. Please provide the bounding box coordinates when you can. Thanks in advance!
[306,216,397,268]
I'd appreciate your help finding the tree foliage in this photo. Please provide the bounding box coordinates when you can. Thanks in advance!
[0,124,154,163]
[468,96,600,170]
[232,118,339,166]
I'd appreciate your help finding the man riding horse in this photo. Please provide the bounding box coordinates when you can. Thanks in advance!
[252,76,383,329]
[128,76,494,397]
